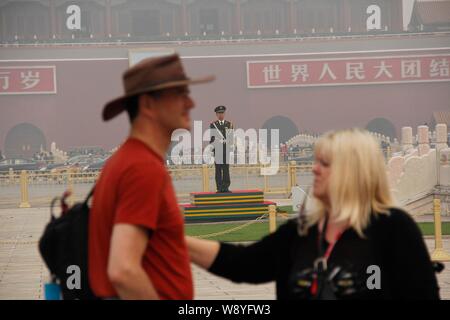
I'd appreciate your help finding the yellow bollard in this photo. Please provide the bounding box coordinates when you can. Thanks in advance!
[67,169,74,206]
[51,169,57,183]
[431,197,450,262]
[263,164,268,193]
[19,170,31,208]
[202,164,209,192]
[268,204,277,233]
[9,168,14,184]
[287,162,292,192]
[290,161,297,190]
[245,165,249,189]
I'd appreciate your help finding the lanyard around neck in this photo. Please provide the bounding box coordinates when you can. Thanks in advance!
[317,216,344,263]
[310,216,344,296]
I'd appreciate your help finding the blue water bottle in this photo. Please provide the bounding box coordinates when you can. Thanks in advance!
[44,275,62,300]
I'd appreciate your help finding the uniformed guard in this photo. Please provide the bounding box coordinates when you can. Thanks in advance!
[210,105,233,193]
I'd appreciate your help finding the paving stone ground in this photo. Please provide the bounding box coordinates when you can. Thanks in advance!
[1,207,449,300]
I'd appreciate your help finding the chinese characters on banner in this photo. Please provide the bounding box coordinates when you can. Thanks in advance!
[0,66,56,94]
[247,55,450,88]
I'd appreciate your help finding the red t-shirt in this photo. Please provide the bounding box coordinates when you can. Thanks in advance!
[88,138,193,299]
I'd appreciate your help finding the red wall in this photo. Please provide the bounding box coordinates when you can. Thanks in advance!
[1,50,449,152]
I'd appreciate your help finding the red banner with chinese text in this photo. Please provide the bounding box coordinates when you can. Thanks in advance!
[247,54,450,88]
[0,66,56,94]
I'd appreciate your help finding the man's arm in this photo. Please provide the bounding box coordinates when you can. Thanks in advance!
[226,121,235,148]
[209,122,216,144]
[107,224,159,300]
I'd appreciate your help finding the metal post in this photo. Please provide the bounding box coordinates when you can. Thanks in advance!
[386,145,391,160]
[67,169,74,206]
[245,165,249,189]
[287,162,292,192]
[268,204,277,233]
[290,160,297,189]
[263,164,268,193]
[202,164,209,192]
[52,169,58,184]
[431,197,450,261]
[19,170,31,208]
[9,168,14,184]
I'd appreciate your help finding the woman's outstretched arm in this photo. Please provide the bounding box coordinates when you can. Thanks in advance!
[185,236,220,269]
[186,220,297,284]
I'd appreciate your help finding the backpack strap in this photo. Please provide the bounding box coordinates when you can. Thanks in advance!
[84,186,95,205]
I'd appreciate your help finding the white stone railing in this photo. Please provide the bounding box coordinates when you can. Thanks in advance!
[389,124,449,206]
[286,133,317,146]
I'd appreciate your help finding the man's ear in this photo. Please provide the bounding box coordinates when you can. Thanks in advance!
[138,94,154,118]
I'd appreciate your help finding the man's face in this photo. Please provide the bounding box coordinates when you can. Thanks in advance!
[216,112,225,121]
[146,86,195,131]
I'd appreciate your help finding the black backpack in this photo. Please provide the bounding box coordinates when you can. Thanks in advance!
[38,189,98,300]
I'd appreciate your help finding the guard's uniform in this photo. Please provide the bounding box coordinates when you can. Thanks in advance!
[210,106,233,193]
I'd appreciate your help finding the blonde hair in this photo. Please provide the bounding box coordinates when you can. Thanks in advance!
[307,128,394,237]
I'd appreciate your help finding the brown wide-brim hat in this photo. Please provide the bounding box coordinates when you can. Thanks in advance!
[102,53,214,121]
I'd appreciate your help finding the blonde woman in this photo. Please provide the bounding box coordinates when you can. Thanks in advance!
[186,128,440,299]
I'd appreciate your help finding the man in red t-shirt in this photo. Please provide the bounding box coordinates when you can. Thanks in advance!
[89,54,214,299]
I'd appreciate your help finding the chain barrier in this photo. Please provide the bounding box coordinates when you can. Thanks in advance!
[191,214,268,239]
[0,240,38,245]
[276,212,291,220]
[1,216,277,244]
[189,210,293,239]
